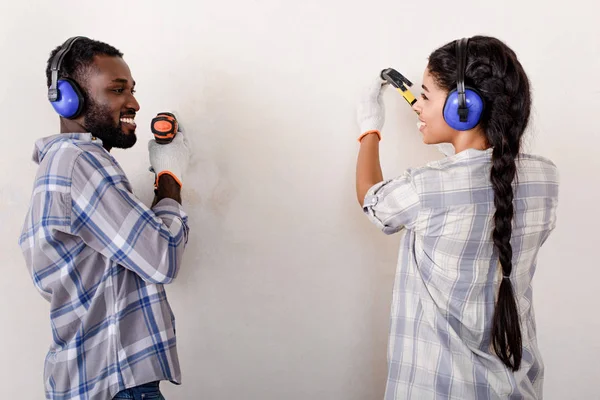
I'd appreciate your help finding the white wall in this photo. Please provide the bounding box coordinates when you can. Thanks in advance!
[1,0,598,398]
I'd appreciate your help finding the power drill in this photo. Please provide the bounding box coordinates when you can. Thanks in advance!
[151,112,178,144]
[150,112,180,191]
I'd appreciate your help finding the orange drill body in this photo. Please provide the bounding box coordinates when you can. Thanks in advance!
[151,112,178,144]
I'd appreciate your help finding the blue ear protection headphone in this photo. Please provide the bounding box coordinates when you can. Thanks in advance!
[48,36,87,119]
[443,38,485,131]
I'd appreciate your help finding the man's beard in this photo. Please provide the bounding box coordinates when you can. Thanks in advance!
[83,98,137,149]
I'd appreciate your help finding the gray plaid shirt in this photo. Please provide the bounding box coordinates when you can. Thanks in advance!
[19,133,189,399]
[364,148,559,399]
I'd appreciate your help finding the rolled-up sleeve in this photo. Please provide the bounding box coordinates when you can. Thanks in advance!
[363,170,421,234]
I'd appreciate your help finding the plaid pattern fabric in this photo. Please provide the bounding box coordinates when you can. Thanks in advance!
[19,133,189,400]
[364,148,559,400]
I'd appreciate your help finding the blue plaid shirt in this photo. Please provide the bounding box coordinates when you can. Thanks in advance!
[19,133,189,400]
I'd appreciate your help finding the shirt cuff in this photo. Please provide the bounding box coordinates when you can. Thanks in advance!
[153,198,187,218]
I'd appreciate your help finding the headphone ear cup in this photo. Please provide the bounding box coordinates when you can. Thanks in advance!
[443,87,484,131]
[50,78,84,119]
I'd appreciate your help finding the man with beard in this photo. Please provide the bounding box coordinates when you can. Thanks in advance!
[19,37,191,400]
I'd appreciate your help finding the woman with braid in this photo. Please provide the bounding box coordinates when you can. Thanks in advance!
[355,36,558,399]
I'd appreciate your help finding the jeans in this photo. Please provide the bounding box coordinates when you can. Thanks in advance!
[113,381,165,400]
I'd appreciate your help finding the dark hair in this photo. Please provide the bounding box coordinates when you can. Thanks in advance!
[45,37,123,89]
[428,36,531,371]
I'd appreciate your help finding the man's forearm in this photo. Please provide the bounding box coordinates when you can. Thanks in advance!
[356,133,383,206]
[152,174,182,207]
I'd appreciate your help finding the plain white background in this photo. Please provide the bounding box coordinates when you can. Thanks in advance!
[1,0,598,398]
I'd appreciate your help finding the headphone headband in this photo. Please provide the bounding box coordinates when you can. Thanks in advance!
[456,38,469,122]
[48,36,86,102]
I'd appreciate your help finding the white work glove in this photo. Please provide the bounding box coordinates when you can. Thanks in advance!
[356,75,388,141]
[148,131,191,187]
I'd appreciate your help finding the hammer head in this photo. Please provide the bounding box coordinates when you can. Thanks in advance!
[380,68,413,90]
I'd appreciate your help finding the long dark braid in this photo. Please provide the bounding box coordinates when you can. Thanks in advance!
[428,36,531,371]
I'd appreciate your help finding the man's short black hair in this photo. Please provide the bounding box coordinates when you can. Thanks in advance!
[45,37,123,89]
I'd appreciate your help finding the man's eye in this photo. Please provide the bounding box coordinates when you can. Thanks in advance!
[131,89,136,95]
[112,88,124,94]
